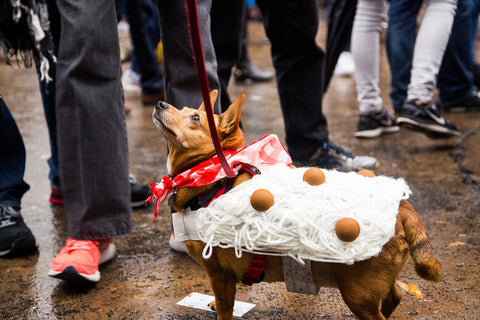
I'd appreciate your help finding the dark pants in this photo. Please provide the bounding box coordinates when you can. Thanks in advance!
[156,0,244,113]
[54,0,131,239]
[125,0,164,95]
[256,0,328,161]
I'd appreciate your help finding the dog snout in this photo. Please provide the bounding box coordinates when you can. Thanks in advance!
[156,101,169,111]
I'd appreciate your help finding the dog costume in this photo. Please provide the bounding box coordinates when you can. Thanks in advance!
[150,134,411,265]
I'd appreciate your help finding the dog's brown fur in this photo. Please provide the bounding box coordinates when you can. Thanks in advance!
[153,91,442,320]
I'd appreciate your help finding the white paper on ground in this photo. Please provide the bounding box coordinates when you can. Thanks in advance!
[176,292,256,317]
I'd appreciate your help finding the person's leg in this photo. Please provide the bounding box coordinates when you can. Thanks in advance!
[395,0,460,138]
[438,0,477,109]
[0,95,36,257]
[38,75,61,193]
[351,0,385,114]
[54,0,131,240]
[406,0,457,103]
[470,0,480,63]
[233,4,275,84]
[351,0,399,138]
[156,0,223,113]
[210,0,246,110]
[470,0,480,88]
[126,0,164,104]
[386,0,423,112]
[0,96,30,209]
[256,0,328,161]
[38,0,61,194]
[256,0,378,170]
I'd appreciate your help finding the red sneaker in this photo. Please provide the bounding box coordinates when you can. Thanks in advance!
[48,238,115,283]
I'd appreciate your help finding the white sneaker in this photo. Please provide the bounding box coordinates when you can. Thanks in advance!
[122,68,141,94]
[334,51,355,77]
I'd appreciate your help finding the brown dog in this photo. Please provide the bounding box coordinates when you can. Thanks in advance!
[152,91,441,320]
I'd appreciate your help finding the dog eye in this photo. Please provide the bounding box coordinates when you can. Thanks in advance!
[191,114,200,122]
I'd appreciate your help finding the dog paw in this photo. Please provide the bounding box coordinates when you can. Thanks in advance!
[208,300,216,311]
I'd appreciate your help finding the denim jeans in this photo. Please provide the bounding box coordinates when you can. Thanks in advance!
[38,65,60,187]
[438,0,475,106]
[387,0,465,111]
[0,96,30,208]
[470,0,480,62]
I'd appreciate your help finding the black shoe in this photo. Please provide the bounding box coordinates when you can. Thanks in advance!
[396,100,460,139]
[442,91,480,113]
[234,62,274,83]
[129,174,152,208]
[0,205,37,257]
[355,108,399,138]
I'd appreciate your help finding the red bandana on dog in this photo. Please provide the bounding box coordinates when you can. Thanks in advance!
[148,134,292,220]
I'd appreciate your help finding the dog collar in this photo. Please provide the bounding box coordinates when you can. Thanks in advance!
[148,134,292,220]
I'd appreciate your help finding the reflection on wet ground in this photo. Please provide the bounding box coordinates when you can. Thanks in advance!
[1,14,479,320]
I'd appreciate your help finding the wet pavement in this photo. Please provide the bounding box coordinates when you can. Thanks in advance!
[1,16,480,320]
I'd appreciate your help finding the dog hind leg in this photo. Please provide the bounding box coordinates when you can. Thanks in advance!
[380,283,402,319]
[339,284,387,320]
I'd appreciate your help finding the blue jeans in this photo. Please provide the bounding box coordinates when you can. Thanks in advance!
[387,0,470,110]
[0,96,30,208]
[38,65,60,187]
[438,0,475,106]
[471,0,480,62]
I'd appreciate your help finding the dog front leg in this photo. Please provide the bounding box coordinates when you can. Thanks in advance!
[206,268,237,320]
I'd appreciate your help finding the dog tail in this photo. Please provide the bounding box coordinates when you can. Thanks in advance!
[399,200,442,282]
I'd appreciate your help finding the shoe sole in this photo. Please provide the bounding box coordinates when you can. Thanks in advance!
[396,117,460,138]
[49,266,100,283]
[355,126,400,138]
[0,237,37,257]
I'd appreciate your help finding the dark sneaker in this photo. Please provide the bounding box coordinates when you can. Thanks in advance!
[355,108,399,138]
[442,91,480,113]
[396,100,460,139]
[234,61,274,83]
[49,174,151,209]
[0,205,37,257]
[129,174,152,208]
[295,142,380,172]
[49,184,64,205]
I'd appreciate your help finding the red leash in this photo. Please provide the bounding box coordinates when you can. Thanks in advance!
[185,0,236,178]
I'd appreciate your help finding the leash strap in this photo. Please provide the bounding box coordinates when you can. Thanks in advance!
[185,0,235,178]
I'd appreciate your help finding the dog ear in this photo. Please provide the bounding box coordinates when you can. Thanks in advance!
[198,90,219,112]
[219,94,244,135]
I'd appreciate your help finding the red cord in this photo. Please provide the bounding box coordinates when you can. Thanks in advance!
[185,0,236,178]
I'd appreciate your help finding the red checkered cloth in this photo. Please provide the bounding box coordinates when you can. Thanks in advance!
[148,134,292,220]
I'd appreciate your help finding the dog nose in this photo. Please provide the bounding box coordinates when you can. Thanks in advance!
[156,101,168,110]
